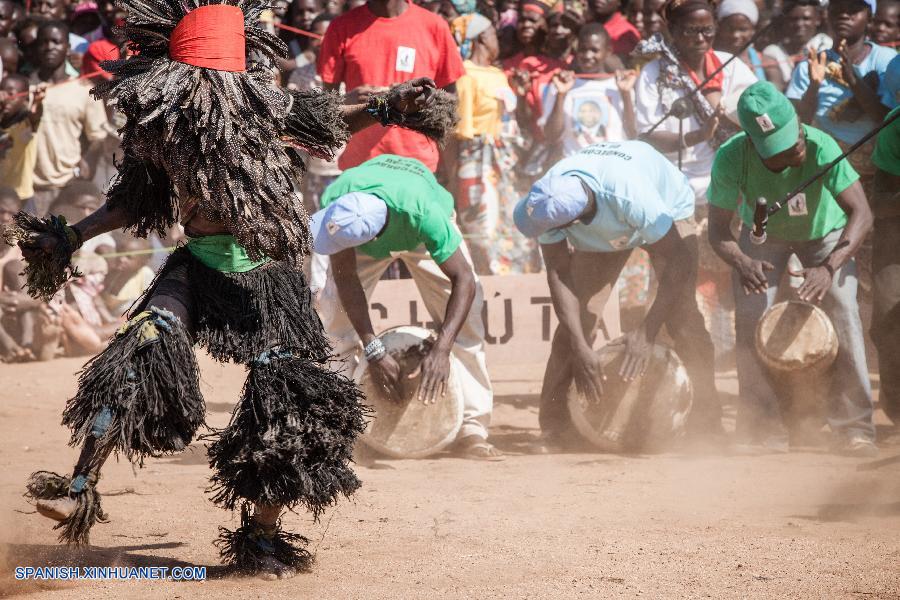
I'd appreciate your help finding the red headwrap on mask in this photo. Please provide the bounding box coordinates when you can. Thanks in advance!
[169,4,246,72]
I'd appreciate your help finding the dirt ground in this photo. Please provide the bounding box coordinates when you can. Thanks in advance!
[1,355,899,599]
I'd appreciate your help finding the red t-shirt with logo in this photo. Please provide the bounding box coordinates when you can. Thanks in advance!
[318,2,465,171]
[603,11,640,57]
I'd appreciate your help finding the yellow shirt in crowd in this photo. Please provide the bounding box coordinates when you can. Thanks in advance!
[0,120,37,199]
[103,265,157,314]
[455,60,514,140]
[32,79,107,190]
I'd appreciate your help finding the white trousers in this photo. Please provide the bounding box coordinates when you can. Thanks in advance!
[318,243,493,440]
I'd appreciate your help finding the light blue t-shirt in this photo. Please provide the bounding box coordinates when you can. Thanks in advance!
[785,42,897,144]
[537,141,695,252]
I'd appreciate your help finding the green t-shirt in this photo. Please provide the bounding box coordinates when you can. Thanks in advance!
[708,125,858,241]
[873,107,900,177]
[320,154,462,264]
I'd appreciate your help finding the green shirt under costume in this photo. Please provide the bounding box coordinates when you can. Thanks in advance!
[707,125,858,242]
[320,155,462,264]
[873,107,900,177]
[186,235,269,273]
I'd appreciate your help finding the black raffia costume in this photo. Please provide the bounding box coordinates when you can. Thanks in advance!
[13,0,454,574]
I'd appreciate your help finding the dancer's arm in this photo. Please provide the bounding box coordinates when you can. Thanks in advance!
[335,77,439,134]
[19,202,129,260]
[70,203,130,243]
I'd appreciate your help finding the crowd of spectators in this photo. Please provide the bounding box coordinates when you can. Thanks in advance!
[0,0,897,363]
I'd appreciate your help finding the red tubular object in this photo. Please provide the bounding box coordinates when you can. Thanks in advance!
[169,4,246,72]
[274,22,324,40]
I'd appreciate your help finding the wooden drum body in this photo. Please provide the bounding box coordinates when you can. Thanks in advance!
[353,326,464,459]
[567,341,693,452]
[754,301,838,436]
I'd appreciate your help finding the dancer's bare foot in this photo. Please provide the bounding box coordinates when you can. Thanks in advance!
[35,496,76,522]
[256,555,298,581]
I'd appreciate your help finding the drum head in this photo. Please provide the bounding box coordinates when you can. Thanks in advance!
[567,342,692,452]
[354,326,464,459]
[755,301,838,373]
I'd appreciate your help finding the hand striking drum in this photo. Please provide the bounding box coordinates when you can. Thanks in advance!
[3,0,457,579]
[310,155,503,461]
[514,140,722,451]
[707,82,876,455]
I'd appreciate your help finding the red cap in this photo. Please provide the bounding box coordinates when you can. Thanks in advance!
[169,4,246,72]
[82,38,120,80]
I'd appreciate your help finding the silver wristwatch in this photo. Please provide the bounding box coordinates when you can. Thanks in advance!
[364,337,387,362]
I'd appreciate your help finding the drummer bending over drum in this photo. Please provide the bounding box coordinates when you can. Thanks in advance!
[707,82,876,456]
[514,140,722,452]
[310,154,502,460]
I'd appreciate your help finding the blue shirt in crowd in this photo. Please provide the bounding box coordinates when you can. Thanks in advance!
[785,42,896,144]
[537,140,695,252]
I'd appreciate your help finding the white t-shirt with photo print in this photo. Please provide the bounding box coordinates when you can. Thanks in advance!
[540,78,629,157]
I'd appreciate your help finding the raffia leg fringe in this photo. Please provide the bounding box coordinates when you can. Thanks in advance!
[25,471,108,546]
[215,504,312,574]
[188,258,331,364]
[62,307,205,465]
[205,350,368,517]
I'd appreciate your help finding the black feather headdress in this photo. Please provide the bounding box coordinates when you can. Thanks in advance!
[92,0,350,267]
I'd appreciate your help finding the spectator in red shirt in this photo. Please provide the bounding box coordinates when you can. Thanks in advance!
[503,1,565,138]
[317,0,465,171]
[589,0,640,56]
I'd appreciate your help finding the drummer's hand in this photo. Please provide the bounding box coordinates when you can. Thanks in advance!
[736,256,775,295]
[370,353,404,401]
[409,345,451,405]
[790,265,832,303]
[574,345,606,403]
[618,328,652,381]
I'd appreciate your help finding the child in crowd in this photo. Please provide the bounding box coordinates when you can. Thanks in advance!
[714,0,783,87]
[0,38,17,78]
[870,0,899,45]
[0,186,37,362]
[0,74,44,204]
[762,0,833,88]
[541,23,637,157]
[43,181,116,356]
[101,233,155,317]
[587,0,640,55]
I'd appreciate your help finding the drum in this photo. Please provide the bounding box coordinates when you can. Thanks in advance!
[755,301,838,375]
[353,325,464,459]
[755,301,838,439]
[567,341,693,452]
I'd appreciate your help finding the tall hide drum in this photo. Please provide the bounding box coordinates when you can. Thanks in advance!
[353,326,464,459]
[754,301,838,440]
[567,341,693,452]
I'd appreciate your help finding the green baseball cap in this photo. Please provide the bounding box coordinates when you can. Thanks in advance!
[737,81,800,159]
